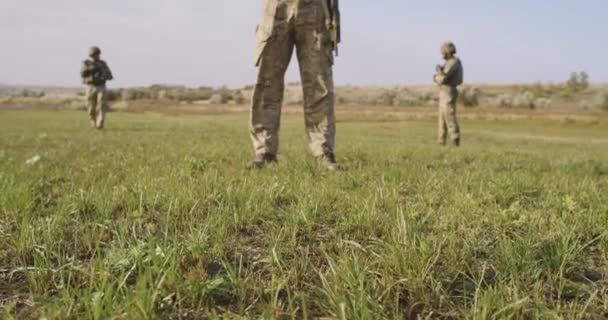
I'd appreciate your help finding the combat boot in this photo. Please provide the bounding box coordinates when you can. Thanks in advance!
[454,138,460,147]
[247,153,277,169]
[317,153,343,171]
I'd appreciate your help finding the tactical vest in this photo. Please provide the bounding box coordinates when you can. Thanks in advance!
[81,60,111,86]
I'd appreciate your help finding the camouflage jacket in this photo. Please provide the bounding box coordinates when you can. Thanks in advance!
[434,57,463,88]
[80,59,113,86]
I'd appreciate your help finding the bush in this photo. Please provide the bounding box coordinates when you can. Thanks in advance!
[106,90,122,102]
[591,91,608,111]
[121,89,137,101]
[491,94,513,108]
[19,89,45,98]
[534,98,552,109]
[490,91,551,109]
[336,94,350,105]
[566,71,589,93]
[512,91,535,109]
[578,99,592,110]
[209,93,227,104]
[284,90,303,105]
[391,89,422,107]
[232,90,246,104]
[459,87,479,107]
[376,91,396,106]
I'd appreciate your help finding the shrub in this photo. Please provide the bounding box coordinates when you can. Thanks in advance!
[377,91,396,106]
[232,90,246,104]
[392,93,419,107]
[591,91,608,111]
[534,98,552,109]
[284,90,303,105]
[491,94,513,108]
[490,91,551,109]
[566,71,589,93]
[209,93,227,104]
[121,89,137,101]
[105,90,122,102]
[64,98,86,111]
[512,91,535,109]
[578,99,592,110]
[336,94,350,105]
[459,87,479,107]
[18,89,45,98]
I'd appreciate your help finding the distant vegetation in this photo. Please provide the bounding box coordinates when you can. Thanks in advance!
[106,85,236,104]
[0,88,46,98]
[1,71,607,111]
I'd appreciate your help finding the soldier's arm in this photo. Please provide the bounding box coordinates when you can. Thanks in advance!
[80,61,92,77]
[435,59,459,85]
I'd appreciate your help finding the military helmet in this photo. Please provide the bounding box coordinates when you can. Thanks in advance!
[89,46,101,57]
[441,42,457,56]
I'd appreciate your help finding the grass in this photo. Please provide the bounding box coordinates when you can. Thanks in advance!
[1,110,608,319]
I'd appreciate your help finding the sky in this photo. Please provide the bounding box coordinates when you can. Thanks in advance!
[1,0,606,88]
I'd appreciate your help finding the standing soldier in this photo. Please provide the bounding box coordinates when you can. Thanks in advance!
[248,0,341,170]
[433,42,463,146]
[80,46,113,130]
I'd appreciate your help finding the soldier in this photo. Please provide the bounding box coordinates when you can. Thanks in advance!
[433,42,463,146]
[248,0,341,170]
[80,46,113,130]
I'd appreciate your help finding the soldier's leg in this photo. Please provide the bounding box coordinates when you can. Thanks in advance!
[96,86,107,129]
[446,90,461,144]
[295,13,336,157]
[249,22,295,157]
[438,93,448,145]
[86,86,98,128]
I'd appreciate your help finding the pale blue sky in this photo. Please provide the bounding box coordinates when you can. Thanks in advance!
[0,0,605,88]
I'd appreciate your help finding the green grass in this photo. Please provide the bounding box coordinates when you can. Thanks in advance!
[1,110,607,319]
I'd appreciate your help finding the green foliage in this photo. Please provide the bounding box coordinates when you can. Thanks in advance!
[111,85,238,103]
[392,89,424,107]
[566,71,590,93]
[1,111,607,318]
[490,91,552,109]
[512,91,535,109]
[377,90,397,106]
[232,90,245,104]
[105,89,122,102]
[17,89,45,98]
[459,87,480,107]
[331,87,435,107]
[591,90,608,111]
[209,93,227,104]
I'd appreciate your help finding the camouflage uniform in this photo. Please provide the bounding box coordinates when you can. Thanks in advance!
[80,47,113,130]
[434,42,463,146]
[249,0,340,164]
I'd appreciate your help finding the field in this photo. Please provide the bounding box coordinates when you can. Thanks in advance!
[1,109,608,319]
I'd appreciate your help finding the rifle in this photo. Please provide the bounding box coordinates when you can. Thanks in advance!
[81,60,112,85]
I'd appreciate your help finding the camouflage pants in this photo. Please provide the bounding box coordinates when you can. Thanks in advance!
[86,85,108,129]
[438,86,460,144]
[250,0,336,157]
